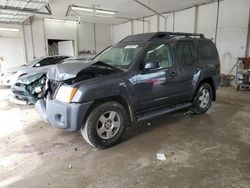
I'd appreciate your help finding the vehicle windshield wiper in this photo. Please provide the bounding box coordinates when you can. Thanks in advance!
[95,61,123,71]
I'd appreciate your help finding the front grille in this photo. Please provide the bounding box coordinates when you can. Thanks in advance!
[48,79,61,99]
[12,90,25,96]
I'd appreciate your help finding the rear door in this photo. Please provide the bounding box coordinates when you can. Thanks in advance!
[176,41,200,100]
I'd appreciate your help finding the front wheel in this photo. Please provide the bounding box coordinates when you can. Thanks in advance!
[192,83,213,114]
[81,102,128,149]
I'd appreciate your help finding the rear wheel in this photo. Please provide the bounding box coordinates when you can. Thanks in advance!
[81,102,128,149]
[192,83,213,114]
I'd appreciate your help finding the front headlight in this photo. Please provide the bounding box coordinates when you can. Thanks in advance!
[55,85,78,103]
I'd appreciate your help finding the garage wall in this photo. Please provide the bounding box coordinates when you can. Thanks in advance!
[133,20,144,34]
[30,19,47,58]
[0,24,26,71]
[114,21,132,43]
[95,24,111,53]
[112,0,250,74]
[174,7,196,33]
[196,3,217,40]
[216,0,250,74]
[165,13,174,32]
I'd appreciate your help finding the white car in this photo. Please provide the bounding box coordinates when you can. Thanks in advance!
[0,55,69,87]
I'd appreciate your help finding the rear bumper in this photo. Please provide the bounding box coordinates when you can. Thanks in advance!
[35,99,93,131]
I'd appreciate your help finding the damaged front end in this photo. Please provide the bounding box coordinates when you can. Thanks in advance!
[11,72,47,104]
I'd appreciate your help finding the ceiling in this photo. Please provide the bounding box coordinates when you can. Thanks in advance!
[50,0,216,24]
[0,0,217,25]
[0,0,50,23]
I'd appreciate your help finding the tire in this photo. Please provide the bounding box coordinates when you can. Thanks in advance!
[81,102,128,149]
[192,83,213,114]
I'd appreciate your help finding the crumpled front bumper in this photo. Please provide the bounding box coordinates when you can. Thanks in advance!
[11,83,37,104]
[35,99,93,132]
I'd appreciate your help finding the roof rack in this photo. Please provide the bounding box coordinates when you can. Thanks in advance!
[120,32,205,43]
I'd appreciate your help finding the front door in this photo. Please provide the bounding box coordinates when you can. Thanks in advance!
[133,42,187,112]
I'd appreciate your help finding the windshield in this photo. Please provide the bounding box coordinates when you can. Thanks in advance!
[94,44,143,68]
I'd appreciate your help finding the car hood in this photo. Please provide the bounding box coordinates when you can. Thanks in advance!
[17,70,47,85]
[47,60,121,82]
[5,65,31,73]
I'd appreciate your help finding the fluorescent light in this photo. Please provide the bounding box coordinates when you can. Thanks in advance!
[96,9,116,15]
[95,14,113,18]
[65,20,77,24]
[45,18,77,24]
[0,28,19,32]
[45,18,64,22]
[72,6,94,12]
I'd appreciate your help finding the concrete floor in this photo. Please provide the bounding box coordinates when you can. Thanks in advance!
[0,87,250,188]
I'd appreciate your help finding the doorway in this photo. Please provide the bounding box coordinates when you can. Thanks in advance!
[48,39,74,56]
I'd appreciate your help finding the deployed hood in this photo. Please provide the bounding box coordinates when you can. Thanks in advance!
[17,70,47,85]
[47,60,121,82]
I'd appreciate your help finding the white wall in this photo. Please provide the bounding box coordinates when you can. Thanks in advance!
[145,15,158,32]
[216,0,250,74]
[0,24,26,71]
[78,22,95,53]
[114,21,132,43]
[23,24,34,62]
[31,19,46,58]
[112,0,250,74]
[196,3,217,40]
[133,20,144,34]
[77,22,111,54]
[174,7,196,33]
[165,13,174,32]
[95,24,111,53]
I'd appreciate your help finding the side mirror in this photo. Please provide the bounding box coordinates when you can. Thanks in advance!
[35,63,40,67]
[144,61,160,71]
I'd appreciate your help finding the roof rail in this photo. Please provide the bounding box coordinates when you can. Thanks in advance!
[162,32,204,38]
[120,32,205,43]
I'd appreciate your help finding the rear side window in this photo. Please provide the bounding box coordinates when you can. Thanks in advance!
[176,41,197,65]
[196,41,218,60]
[38,57,66,67]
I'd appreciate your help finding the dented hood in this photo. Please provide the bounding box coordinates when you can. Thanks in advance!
[47,60,121,82]
[47,60,96,81]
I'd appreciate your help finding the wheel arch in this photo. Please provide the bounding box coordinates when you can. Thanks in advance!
[82,95,134,127]
[195,77,216,101]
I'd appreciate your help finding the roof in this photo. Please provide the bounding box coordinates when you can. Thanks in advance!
[119,32,205,43]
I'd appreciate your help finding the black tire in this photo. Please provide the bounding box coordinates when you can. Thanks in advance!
[192,83,213,114]
[81,102,128,149]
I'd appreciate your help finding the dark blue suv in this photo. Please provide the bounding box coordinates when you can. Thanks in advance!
[36,32,221,149]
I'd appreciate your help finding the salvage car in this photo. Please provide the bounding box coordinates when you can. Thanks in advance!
[11,57,77,104]
[36,32,221,149]
[0,55,69,86]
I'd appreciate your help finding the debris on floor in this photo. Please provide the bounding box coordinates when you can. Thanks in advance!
[156,153,167,161]
[68,165,72,169]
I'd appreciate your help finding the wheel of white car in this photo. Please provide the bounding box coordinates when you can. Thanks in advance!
[81,102,128,149]
[192,83,213,114]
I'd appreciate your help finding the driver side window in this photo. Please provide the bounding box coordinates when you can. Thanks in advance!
[143,43,173,69]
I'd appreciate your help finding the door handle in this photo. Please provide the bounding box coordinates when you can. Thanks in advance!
[171,71,177,77]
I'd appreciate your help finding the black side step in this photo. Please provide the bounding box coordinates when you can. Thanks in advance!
[136,102,192,122]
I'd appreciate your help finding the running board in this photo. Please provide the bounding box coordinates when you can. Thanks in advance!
[136,102,192,122]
